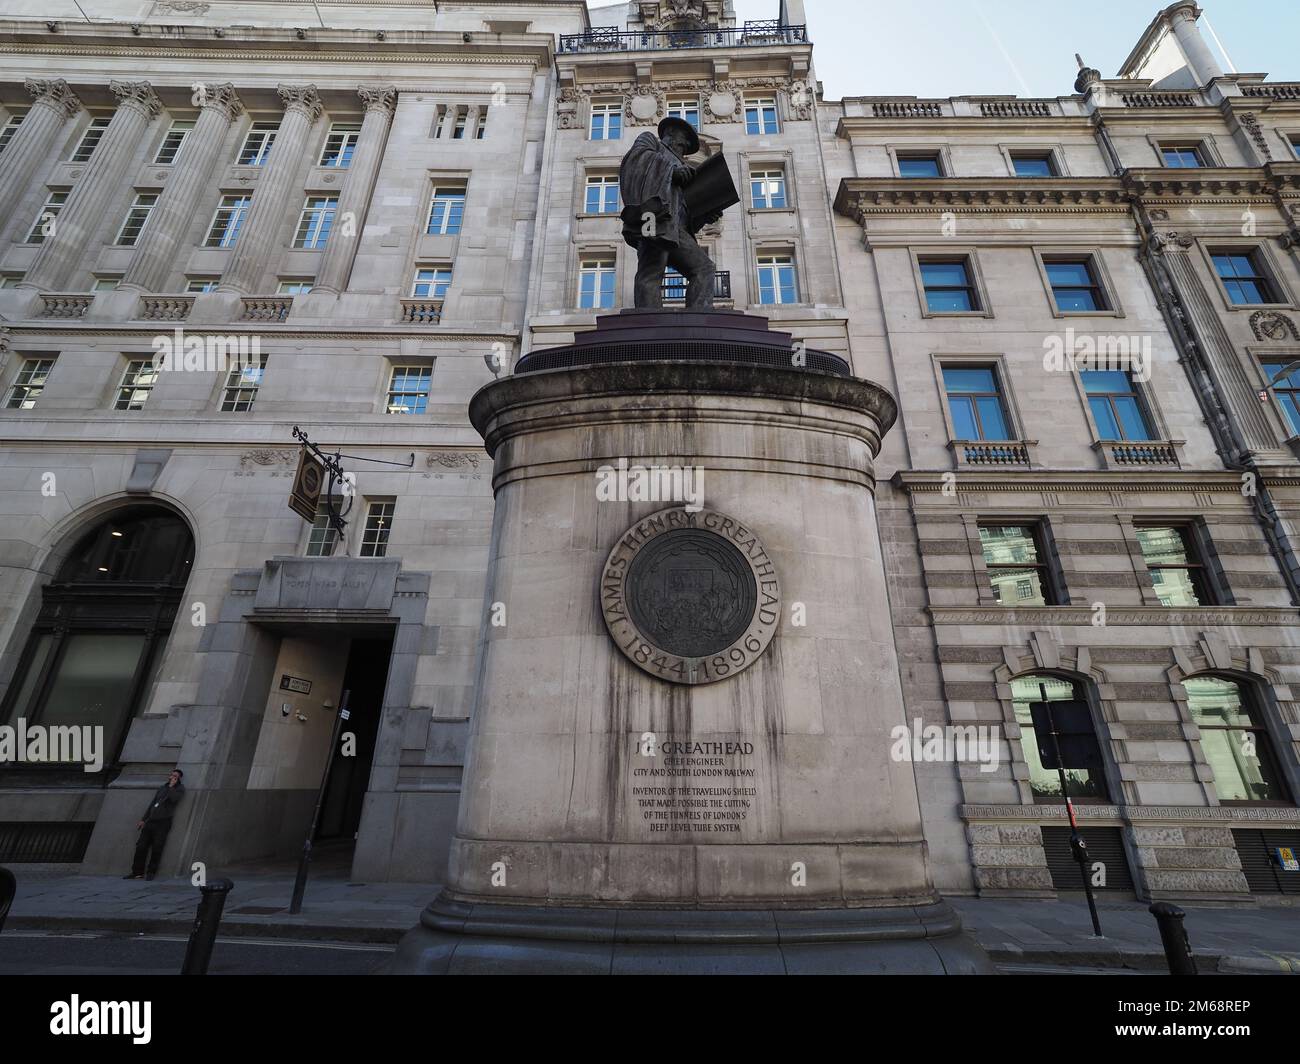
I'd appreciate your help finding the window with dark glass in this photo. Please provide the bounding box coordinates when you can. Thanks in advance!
[1011,152,1056,177]
[898,153,942,177]
[1263,360,1300,435]
[360,501,395,558]
[1045,258,1108,312]
[1135,525,1213,606]
[919,258,979,312]
[943,366,1011,440]
[1011,675,1110,801]
[979,524,1055,605]
[1184,676,1290,803]
[1212,251,1278,305]
[1161,143,1207,168]
[0,507,194,779]
[1081,370,1154,440]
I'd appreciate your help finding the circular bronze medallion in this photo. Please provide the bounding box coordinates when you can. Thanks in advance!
[600,507,780,685]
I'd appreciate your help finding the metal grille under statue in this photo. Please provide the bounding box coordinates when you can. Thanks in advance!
[619,117,739,310]
[602,507,779,685]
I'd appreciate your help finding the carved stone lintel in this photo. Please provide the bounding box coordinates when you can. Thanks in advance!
[358,84,398,116]
[277,83,323,123]
[426,452,482,471]
[154,0,211,12]
[625,86,664,125]
[196,82,244,122]
[25,77,82,118]
[239,448,296,469]
[110,80,163,120]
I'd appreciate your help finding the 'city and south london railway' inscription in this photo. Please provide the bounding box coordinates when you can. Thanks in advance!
[632,738,758,834]
[601,507,780,684]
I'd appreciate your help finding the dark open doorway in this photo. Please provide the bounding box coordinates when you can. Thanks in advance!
[316,635,392,844]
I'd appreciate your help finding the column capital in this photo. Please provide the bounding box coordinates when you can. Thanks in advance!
[195,82,244,122]
[24,77,82,117]
[110,80,163,119]
[277,83,323,122]
[357,85,398,116]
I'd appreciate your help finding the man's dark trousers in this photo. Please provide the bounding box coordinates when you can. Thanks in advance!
[633,232,716,309]
[131,820,170,876]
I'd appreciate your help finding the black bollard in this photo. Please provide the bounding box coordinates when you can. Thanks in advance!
[1149,901,1198,975]
[181,878,234,975]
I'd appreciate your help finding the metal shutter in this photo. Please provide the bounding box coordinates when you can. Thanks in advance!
[0,821,94,862]
[1041,826,1135,892]
[1232,829,1300,895]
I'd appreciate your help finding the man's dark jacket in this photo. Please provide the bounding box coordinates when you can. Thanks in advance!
[141,782,184,823]
[619,131,693,249]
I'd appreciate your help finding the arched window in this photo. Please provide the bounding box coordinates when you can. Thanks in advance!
[1011,674,1110,802]
[1,506,193,781]
[1184,676,1290,804]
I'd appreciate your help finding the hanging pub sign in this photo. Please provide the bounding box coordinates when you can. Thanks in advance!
[289,448,325,523]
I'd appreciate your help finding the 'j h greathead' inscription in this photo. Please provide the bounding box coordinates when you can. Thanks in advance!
[632,736,757,834]
[601,507,780,684]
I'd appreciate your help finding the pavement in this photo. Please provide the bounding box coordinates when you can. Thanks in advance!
[3,864,1298,973]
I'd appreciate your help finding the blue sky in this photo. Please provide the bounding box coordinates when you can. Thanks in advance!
[642,1,1300,100]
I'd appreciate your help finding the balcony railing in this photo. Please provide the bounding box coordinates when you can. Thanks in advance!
[1120,91,1198,107]
[400,298,443,324]
[957,442,1031,466]
[240,296,292,322]
[559,21,806,54]
[1242,83,1300,100]
[139,296,195,321]
[662,270,731,303]
[38,294,93,319]
[1106,442,1179,466]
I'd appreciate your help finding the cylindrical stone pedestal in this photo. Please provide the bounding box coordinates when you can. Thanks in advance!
[391,312,992,974]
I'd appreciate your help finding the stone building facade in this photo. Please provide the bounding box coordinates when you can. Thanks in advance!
[0,0,1297,901]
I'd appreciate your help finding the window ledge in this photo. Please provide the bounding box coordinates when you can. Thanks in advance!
[1049,307,1124,319]
[920,309,995,319]
[747,206,796,215]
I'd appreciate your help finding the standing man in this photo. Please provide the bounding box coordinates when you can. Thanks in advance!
[124,768,185,881]
[619,116,721,310]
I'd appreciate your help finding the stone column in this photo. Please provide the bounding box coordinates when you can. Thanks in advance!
[1168,2,1224,87]
[216,84,322,295]
[312,85,397,294]
[119,83,243,294]
[18,81,161,293]
[0,79,83,232]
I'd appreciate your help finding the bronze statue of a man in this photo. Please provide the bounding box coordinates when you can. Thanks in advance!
[619,117,723,310]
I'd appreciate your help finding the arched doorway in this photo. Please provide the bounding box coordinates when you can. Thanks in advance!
[0,505,194,783]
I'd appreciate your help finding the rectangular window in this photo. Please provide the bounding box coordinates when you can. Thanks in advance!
[305,500,339,557]
[667,96,700,130]
[205,195,251,248]
[220,355,265,412]
[1,274,25,288]
[70,117,111,162]
[154,120,194,164]
[744,97,779,135]
[426,186,465,235]
[115,192,159,246]
[26,191,68,244]
[898,153,942,177]
[1045,257,1108,312]
[1136,525,1212,606]
[590,101,622,141]
[1011,152,1056,177]
[750,168,787,209]
[578,257,616,309]
[584,175,619,214]
[1082,370,1154,441]
[5,357,56,409]
[1291,135,1300,160]
[1185,677,1289,804]
[452,109,468,140]
[979,524,1054,606]
[943,366,1011,440]
[475,110,488,140]
[1264,360,1300,436]
[919,258,979,312]
[412,266,452,300]
[92,276,121,291]
[186,277,220,293]
[1161,143,1206,168]
[237,121,278,165]
[387,366,432,414]
[756,253,798,305]
[1012,675,1110,801]
[277,280,313,295]
[1212,250,1279,305]
[360,501,396,558]
[293,196,337,249]
[113,359,159,411]
[0,112,27,153]
[319,123,361,168]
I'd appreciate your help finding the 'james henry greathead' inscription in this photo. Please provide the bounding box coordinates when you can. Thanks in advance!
[601,507,780,684]
[632,738,757,834]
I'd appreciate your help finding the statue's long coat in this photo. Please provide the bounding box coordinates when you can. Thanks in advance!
[619,131,692,249]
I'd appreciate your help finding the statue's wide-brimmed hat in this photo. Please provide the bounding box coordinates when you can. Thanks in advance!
[657,116,700,155]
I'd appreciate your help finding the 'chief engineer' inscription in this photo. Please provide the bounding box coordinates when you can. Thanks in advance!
[601,507,780,685]
[632,738,757,834]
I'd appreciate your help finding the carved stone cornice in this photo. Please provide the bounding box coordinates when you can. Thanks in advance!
[896,469,1255,493]
[24,77,82,118]
[962,803,1300,823]
[357,85,398,116]
[1123,166,1276,202]
[277,83,323,122]
[195,82,243,122]
[931,606,1300,626]
[835,177,1129,220]
[109,79,163,120]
